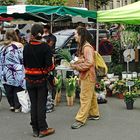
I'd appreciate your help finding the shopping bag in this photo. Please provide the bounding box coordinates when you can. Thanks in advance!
[17,90,31,113]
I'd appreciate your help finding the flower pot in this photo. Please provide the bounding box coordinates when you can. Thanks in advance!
[117,93,124,99]
[54,91,61,106]
[106,89,112,97]
[125,101,134,110]
[66,95,74,106]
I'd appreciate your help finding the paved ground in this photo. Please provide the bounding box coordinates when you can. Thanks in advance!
[0,96,140,140]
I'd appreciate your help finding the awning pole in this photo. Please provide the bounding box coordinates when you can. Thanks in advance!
[50,14,53,33]
[96,22,99,52]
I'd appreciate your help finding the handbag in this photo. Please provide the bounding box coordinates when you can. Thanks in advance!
[17,90,31,113]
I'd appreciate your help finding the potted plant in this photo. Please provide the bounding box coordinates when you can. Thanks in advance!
[134,79,140,94]
[113,79,127,99]
[95,80,107,103]
[54,75,62,105]
[95,80,106,94]
[65,76,77,106]
[57,48,72,64]
[123,91,138,110]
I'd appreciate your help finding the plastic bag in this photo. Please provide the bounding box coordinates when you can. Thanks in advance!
[17,90,31,113]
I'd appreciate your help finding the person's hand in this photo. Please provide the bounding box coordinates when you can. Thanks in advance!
[70,63,75,69]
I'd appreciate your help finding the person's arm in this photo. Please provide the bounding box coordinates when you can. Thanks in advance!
[71,46,94,72]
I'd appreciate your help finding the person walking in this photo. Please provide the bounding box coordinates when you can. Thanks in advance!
[0,29,25,113]
[70,26,100,129]
[23,24,55,137]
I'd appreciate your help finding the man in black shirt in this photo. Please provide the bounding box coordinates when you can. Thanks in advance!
[43,25,57,113]
[43,25,56,54]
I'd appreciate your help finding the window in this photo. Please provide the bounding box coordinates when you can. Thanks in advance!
[110,0,113,9]
[117,0,120,7]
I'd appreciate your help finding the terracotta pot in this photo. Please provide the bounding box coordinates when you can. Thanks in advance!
[66,96,74,106]
[54,91,61,106]
[117,93,124,99]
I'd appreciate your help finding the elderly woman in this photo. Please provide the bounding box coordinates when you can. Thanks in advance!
[0,29,25,113]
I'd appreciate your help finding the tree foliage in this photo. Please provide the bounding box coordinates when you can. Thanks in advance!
[0,0,16,5]
[94,0,111,10]
[26,0,67,6]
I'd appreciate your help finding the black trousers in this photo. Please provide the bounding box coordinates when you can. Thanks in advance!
[27,85,48,131]
[48,74,56,100]
[3,84,22,109]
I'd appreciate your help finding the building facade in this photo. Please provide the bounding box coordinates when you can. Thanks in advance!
[65,0,136,10]
[19,0,136,9]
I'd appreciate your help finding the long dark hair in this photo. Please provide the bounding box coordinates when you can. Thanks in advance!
[76,26,95,56]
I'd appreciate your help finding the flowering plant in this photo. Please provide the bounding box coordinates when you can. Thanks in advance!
[113,80,126,93]
[65,76,77,97]
[123,91,138,103]
[134,79,140,90]
[95,81,105,93]
[55,75,62,93]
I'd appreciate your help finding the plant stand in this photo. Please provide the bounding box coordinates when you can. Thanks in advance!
[125,101,134,110]
[54,91,61,106]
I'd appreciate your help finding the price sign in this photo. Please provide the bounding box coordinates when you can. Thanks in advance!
[126,81,134,87]
[102,55,111,63]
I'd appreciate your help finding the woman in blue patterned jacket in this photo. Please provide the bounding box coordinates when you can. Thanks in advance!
[0,29,25,113]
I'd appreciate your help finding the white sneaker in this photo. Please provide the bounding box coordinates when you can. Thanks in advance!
[14,108,21,113]
[9,106,14,112]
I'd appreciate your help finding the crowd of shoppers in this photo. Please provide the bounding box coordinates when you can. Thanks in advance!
[0,24,100,137]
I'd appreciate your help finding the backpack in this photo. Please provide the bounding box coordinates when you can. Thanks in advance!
[94,51,108,76]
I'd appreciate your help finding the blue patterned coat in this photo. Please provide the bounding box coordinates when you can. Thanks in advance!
[0,42,26,89]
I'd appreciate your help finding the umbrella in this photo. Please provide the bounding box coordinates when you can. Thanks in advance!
[0,5,97,24]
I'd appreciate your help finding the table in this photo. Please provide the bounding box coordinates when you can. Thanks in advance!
[55,65,74,79]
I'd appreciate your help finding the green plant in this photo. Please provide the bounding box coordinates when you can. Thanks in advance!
[95,81,105,93]
[65,76,77,97]
[134,79,140,90]
[121,30,139,48]
[55,75,62,93]
[112,64,124,75]
[57,49,72,62]
[27,0,67,5]
[124,91,138,103]
[114,80,127,93]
